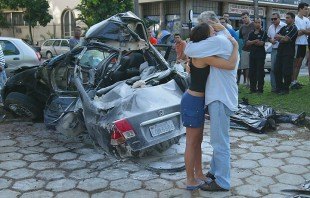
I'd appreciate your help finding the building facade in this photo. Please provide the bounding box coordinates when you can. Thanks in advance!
[0,0,85,44]
[0,0,309,42]
[139,0,309,36]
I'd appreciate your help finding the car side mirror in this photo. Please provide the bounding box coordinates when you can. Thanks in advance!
[4,63,8,69]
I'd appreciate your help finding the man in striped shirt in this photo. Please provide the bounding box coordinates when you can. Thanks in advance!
[0,44,7,102]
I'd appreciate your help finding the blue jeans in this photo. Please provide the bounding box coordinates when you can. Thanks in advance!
[270,49,277,91]
[208,100,233,190]
[0,71,7,103]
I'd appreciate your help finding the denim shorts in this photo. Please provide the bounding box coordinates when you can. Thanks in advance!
[180,92,205,128]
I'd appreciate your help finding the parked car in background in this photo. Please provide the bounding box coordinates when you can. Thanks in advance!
[265,42,272,72]
[41,39,70,59]
[0,37,41,76]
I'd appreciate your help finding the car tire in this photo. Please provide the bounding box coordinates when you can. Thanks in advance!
[55,112,86,137]
[153,136,181,153]
[46,51,53,59]
[4,92,42,120]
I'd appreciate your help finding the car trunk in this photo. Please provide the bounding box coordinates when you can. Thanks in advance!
[90,80,184,152]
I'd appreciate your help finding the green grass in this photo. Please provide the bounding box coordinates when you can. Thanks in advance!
[238,76,310,115]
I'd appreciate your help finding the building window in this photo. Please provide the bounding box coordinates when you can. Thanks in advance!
[142,3,160,16]
[62,10,76,38]
[12,12,24,26]
[192,0,220,15]
[2,12,26,26]
[165,1,180,15]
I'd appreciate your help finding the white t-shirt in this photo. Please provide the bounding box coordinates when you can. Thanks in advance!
[184,34,238,112]
[295,15,310,45]
[267,21,286,48]
[227,23,233,29]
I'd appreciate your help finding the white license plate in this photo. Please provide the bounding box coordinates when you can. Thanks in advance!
[149,120,175,137]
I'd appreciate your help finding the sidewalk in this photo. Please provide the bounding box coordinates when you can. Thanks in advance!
[0,120,309,197]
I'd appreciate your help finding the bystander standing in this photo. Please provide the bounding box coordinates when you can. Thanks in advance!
[292,2,310,89]
[247,18,267,93]
[69,26,82,50]
[174,33,187,68]
[148,28,158,45]
[267,13,286,92]
[219,17,238,40]
[274,12,298,94]
[239,12,255,86]
[223,13,233,29]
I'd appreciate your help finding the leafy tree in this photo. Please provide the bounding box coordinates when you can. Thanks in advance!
[1,0,52,44]
[0,2,10,28]
[76,0,133,27]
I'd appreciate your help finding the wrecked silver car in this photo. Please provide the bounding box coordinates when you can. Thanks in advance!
[5,12,188,157]
[50,12,188,157]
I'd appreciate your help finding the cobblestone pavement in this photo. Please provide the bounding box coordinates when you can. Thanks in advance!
[0,121,309,198]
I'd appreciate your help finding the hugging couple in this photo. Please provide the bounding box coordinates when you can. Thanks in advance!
[180,11,239,191]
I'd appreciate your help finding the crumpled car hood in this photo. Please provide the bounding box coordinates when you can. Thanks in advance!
[85,11,148,51]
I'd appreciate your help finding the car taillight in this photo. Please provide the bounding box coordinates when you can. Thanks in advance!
[36,52,41,61]
[110,119,135,146]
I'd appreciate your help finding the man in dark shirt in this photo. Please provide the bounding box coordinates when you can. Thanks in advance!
[274,12,298,94]
[247,18,268,93]
[239,12,255,86]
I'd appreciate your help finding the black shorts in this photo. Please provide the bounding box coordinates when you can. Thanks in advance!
[295,45,306,58]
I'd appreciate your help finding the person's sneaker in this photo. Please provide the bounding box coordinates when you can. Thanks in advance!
[200,180,229,191]
[249,89,257,94]
[279,90,289,95]
[205,172,216,181]
[291,83,301,90]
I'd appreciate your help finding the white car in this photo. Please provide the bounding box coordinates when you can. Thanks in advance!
[265,42,272,71]
[41,39,70,59]
[0,37,41,76]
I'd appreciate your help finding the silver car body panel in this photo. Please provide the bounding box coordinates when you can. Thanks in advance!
[0,37,41,74]
[75,77,184,152]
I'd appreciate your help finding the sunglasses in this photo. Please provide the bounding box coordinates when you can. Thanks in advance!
[271,18,278,21]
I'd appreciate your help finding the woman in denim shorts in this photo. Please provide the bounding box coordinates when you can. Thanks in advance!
[182,23,239,190]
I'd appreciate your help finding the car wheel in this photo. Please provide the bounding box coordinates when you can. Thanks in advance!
[153,136,181,153]
[46,51,53,59]
[55,112,86,137]
[4,92,42,120]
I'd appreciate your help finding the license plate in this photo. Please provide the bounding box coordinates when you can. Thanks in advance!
[149,120,175,137]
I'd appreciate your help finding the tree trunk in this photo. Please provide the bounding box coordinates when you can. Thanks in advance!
[28,23,33,45]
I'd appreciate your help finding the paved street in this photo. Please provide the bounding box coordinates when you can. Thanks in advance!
[0,120,309,198]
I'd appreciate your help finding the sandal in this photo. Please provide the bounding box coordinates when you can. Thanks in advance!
[186,180,204,191]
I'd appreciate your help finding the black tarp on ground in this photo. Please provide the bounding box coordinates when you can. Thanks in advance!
[230,99,306,133]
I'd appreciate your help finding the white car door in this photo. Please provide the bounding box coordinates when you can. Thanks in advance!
[0,39,23,73]
[60,40,70,54]
[52,40,61,56]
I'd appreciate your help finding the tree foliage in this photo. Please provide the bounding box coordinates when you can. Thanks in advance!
[76,0,133,27]
[0,0,52,43]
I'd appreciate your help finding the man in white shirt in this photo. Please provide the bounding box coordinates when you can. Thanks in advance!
[185,11,238,191]
[268,13,286,92]
[223,13,233,29]
[292,2,310,89]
